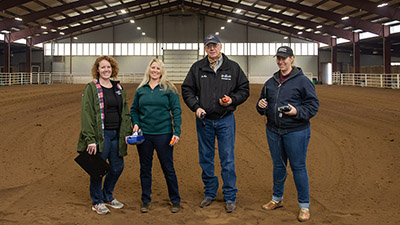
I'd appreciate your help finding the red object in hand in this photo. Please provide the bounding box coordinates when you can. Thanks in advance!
[222,96,230,103]
[169,137,176,145]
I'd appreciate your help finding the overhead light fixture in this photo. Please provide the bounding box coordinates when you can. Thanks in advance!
[372,50,378,54]
[73,37,78,40]
[236,9,242,13]
[42,31,48,34]
[121,9,127,14]
[377,3,388,8]
[1,30,10,33]
[316,25,322,29]
[227,19,232,23]
[331,35,337,38]
[298,31,303,34]
[137,27,141,30]
[215,32,220,35]
[221,26,225,30]
[15,17,22,21]
[60,32,65,35]
[41,26,47,29]
[353,29,363,33]
[130,20,135,23]
[142,32,145,35]
[283,36,288,39]
[341,16,349,20]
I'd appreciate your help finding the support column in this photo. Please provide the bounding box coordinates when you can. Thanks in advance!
[26,46,32,73]
[353,33,360,73]
[331,38,337,73]
[3,34,11,73]
[383,25,391,87]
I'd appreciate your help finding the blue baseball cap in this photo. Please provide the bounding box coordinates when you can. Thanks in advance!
[204,34,221,45]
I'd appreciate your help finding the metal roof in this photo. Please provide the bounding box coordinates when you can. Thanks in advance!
[1,0,399,55]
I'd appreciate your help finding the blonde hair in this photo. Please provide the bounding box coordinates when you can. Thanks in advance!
[138,58,178,94]
[91,55,119,79]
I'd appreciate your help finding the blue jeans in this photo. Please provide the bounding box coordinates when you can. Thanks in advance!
[196,113,237,203]
[90,129,124,205]
[137,133,181,204]
[266,127,311,209]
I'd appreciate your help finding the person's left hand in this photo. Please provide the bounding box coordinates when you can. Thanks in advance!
[219,95,232,107]
[169,135,180,146]
[284,104,297,116]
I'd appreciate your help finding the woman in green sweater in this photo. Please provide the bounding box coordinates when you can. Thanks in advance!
[130,58,182,213]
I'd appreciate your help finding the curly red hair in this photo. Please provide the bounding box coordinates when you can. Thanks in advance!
[91,55,119,79]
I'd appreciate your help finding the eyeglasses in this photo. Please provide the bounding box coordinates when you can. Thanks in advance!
[205,43,219,49]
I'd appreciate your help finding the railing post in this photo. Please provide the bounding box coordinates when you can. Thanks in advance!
[9,73,11,86]
[340,73,343,85]
[365,74,367,87]
[380,74,383,88]
[398,74,399,89]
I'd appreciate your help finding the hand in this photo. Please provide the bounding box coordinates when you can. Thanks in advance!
[258,98,268,109]
[219,95,232,107]
[284,104,297,116]
[196,108,206,119]
[169,135,180,146]
[86,143,97,155]
[133,124,141,133]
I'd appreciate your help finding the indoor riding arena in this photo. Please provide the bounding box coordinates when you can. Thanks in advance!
[0,83,399,225]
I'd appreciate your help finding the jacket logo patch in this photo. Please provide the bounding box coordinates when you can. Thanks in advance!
[115,90,122,95]
[201,74,207,79]
[221,74,231,80]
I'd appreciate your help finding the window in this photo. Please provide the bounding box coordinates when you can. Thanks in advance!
[90,43,96,56]
[121,43,128,56]
[96,43,102,56]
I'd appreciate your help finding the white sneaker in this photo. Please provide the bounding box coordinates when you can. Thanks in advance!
[105,199,124,209]
[91,203,110,214]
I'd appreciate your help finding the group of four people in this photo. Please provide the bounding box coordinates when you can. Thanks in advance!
[77,34,319,222]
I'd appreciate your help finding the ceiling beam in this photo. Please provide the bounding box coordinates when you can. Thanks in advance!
[9,0,158,42]
[334,0,400,21]
[263,0,384,36]
[185,2,331,44]
[211,0,353,40]
[0,0,102,31]
[0,0,32,11]
[30,1,180,45]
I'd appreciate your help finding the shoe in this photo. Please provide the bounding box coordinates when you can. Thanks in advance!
[225,203,236,213]
[140,202,151,213]
[262,200,283,210]
[91,203,110,215]
[200,198,214,208]
[171,203,181,213]
[298,208,310,222]
[105,199,124,209]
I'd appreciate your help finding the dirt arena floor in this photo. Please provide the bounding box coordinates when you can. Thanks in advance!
[0,83,399,225]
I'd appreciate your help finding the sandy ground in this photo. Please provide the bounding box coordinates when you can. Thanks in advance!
[0,83,399,225]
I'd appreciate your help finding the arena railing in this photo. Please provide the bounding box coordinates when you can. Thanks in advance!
[0,72,145,86]
[332,72,400,89]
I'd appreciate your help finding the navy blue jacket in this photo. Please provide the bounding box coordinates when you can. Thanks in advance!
[182,53,249,120]
[256,67,319,134]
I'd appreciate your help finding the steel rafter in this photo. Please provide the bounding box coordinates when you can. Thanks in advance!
[0,0,32,11]
[210,0,353,40]
[185,2,331,44]
[335,0,400,21]
[263,0,384,36]
[30,1,180,45]
[9,0,162,42]
[0,0,102,31]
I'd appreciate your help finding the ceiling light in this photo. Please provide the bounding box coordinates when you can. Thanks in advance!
[353,29,363,33]
[137,27,141,30]
[221,26,225,30]
[341,16,349,20]
[377,3,388,8]
[1,30,10,33]
[73,37,78,40]
[297,31,303,34]
[130,20,135,23]
[41,26,47,29]
[142,32,145,35]
[236,9,242,13]
[121,9,127,14]
[42,31,48,34]
[316,25,322,29]
[60,32,65,35]
[15,17,22,21]
[227,19,232,23]
[283,36,288,39]
[331,35,337,38]
[215,32,220,35]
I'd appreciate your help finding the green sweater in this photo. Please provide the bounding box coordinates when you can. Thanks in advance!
[130,83,182,137]
[77,81,132,156]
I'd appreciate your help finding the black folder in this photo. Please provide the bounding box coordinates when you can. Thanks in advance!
[74,151,110,180]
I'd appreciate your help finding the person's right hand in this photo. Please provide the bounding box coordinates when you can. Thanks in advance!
[196,108,206,119]
[258,99,268,109]
[133,124,140,133]
[86,143,97,155]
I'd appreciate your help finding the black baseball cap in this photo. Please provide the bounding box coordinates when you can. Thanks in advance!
[204,34,221,45]
[274,46,294,58]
